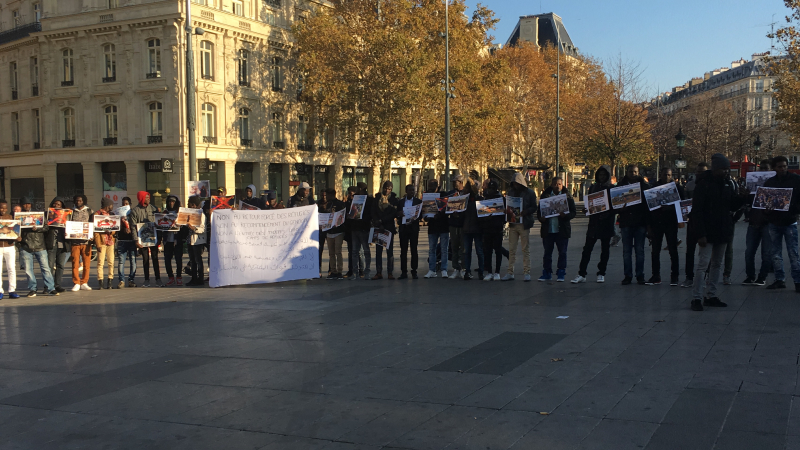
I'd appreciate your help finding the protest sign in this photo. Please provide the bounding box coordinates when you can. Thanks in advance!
[347,195,367,219]
[103,191,126,209]
[114,205,130,217]
[0,219,20,240]
[746,171,776,194]
[676,199,692,224]
[402,204,422,224]
[476,198,505,218]
[368,227,392,247]
[610,184,642,209]
[506,197,522,223]
[421,193,440,218]
[65,221,93,240]
[445,194,468,214]
[47,208,72,227]
[584,190,610,216]
[137,222,157,247]
[319,212,334,231]
[211,195,234,210]
[332,209,346,228]
[752,186,792,211]
[15,212,44,228]
[154,213,179,231]
[93,215,121,232]
[175,207,203,226]
[644,182,681,211]
[209,206,319,287]
[239,201,260,211]
[187,180,210,199]
[539,194,570,218]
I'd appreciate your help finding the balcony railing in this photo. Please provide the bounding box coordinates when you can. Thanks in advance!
[31,84,38,96]
[103,137,117,146]
[11,90,18,100]
[33,142,40,149]
[102,76,116,83]
[239,80,250,87]
[146,72,160,79]
[298,143,314,151]
[0,22,42,46]
[61,80,74,87]
[241,138,253,147]
[265,0,281,7]
[202,136,217,144]
[147,135,163,144]
[273,141,285,149]
[13,144,19,151]
[62,140,76,148]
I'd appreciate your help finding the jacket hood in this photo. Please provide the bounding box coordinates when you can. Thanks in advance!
[246,184,257,198]
[49,197,66,208]
[512,173,527,187]
[165,195,181,212]
[595,165,613,187]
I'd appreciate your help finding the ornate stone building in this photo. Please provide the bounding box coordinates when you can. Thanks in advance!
[0,0,412,209]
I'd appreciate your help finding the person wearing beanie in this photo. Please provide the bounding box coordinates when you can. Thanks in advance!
[690,153,745,311]
[93,197,117,289]
[763,155,800,292]
[128,191,163,287]
[69,194,94,292]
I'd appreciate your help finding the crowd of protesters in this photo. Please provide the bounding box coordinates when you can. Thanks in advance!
[3,152,797,312]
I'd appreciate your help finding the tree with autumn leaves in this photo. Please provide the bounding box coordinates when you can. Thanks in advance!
[769,0,800,145]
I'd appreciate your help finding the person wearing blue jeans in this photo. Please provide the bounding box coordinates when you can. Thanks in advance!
[617,165,650,285]
[621,226,646,282]
[18,196,57,297]
[117,241,138,286]
[460,178,483,280]
[423,180,450,278]
[763,156,800,291]
[537,177,576,282]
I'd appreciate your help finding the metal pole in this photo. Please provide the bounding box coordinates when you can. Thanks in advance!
[555,32,560,182]
[185,0,197,182]
[444,0,451,190]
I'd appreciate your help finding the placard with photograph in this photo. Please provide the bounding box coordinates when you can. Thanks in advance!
[238,201,260,211]
[368,227,392,248]
[15,211,45,228]
[187,180,211,199]
[610,184,642,209]
[319,212,334,232]
[402,204,422,224]
[333,209,346,228]
[476,197,506,218]
[421,193,440,218]
[154,213,179,231]
[644,182,682,211]
[175,207,203,226]
[539,193,570,218]
[584,190,610,216]
[47,208,72,227]
[114,205,130,217]
[752,186,793,211]
[746,171,776,194]
[211,195,235,210]
[136,222,157,247]
[93,215,121,232]
[676,199,692,224]
[445,194,469,214]
[0,219,20,240]
[347,195,367,220]
[65,221,94,240]
[506,196,522,223]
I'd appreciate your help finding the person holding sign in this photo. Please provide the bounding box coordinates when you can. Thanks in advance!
[161,195,186,286]
[618,165,650,285]
[129,191,163,287]
[320,189,347,280]
[763,156,800,292]
[447,176,466,279]
[0,200,20,298]
[461,178,485,281]
[349,182,373,280]
[742,160,773,286]
[289,182,311,208]
[241,184,266,210]
[116,197,137,288]
[69,194,94,292]
[19,197,57,297]
[646,168,685,286]
[371,181,398,279]
[184,196,207,286]
[92,197,117,289]
[45,197,71,293]
[423,180,450,279]
[397,184,422,280]
[572,165,615,284]
[503,173,538,282]
[480,179,505,281]
[537,177,576,282]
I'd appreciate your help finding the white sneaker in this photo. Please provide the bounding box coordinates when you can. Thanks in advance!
[597,275,605,283]
[71,284,81,292]
[501,274,514,281]
[80,283,92,291]
[483,274,493,281]
[493,273,501,281]
[441,270,448,278]
[523,274,531,282]
[571,275,586,284]
[459,269,465,278]
[449,270,459,279]
[424,270,437,279]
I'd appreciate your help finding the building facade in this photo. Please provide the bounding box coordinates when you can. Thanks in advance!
[0,0,421,210]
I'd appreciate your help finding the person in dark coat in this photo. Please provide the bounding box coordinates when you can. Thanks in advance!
[537,177,577,282]
[348,182,373,280]
[742,160,772,286]
[396,184,422,279]
[288,182,311,208]
[241,184,266,210]
[461,178,484,280]
[682,162,709,287]
[690,153,745,311]
[618,165,651,285]
[572,165,615,284]
[479,179,505,280]
[763,155,800,291]
[423,179,450,278]
[371,181,398,279]
[647,167,685,286]
[45,197,71,292]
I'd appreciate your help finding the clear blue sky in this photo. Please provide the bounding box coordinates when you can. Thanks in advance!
[472,0,791,96]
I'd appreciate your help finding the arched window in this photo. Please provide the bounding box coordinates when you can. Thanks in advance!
[201,103,216,143]
[62,108,75,147]
[103,44,116,82]
[104,106,118,144]
[148,102,163,140]
[239,108,250,145]
[146,38,161,78]
[272,112,283,148]
[237,49,249,86]
[271,56,283,91]
[62,49,74,85]
[200,41,214,80]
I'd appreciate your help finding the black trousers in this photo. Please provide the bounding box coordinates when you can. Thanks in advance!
[399,226,419,274]
[483,232,504,273]
[319,231,327,273]
[685,233,698,279]
[139,246,161,280]
[651,225,679,278]
[578,235,611,277]
[163,241,184,278]
[188,244,204,282]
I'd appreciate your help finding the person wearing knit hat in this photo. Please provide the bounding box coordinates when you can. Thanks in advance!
[93,197,117,290]
[763,155,800,292]
[689,153,745,311]
[128,191,164,287]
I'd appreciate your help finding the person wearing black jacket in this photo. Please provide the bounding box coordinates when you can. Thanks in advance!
[647,167,685,286]
[371,181,398,280]
[18,197,57,297]
[572,165,615,284]
[763,155,800,291]
[461,178,484,280]
[162,195,188,286]
[537,177,577,282]
[396,184,422,279]
[241,184,266,210]
[317,190,330,276]
[448,176,466,278]
[480,179,505,281]
[321,188,347,279]
[116,196,137,288]
[343,186,359,278]
[682,162,709,287]
[742,161,773,286]
[424,180,450,278]
[618,165,651,285]
[690,153,745,311]
[348,182,373,280]
[45,197,71,293]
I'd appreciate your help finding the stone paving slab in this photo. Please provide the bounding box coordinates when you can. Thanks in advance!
[2,219,800,449]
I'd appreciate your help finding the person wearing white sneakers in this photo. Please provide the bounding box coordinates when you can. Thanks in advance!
[448,176,466,279]
[537,177,576,282]
[423,180,450,279]
[572,166,615,284]
[480,179,505,281]
[503,173,538,282]
[69,194,94,292]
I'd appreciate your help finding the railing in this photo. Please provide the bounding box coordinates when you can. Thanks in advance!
[99,14,114,23]
[103,137,117,146]
[11,90,18,100]
[239,80,250,87]
[31,84,38,96]
[147,135,163,144]
[61,80,74,87]
[33,142,40,149]
[201,10,215,20]
[202,136,217,144]
[241,138,253,147]
[718,88,748,101]
[273,141,285,149]
[0,22,42,46]
[62,140,76,148]
[102,76,116,83]
[146,72,160,79]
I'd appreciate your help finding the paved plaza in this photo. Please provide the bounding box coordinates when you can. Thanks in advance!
[1,218,800,449]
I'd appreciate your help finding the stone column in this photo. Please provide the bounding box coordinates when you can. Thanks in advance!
[43,163,57,202]
[220,160,236,194]
[125,159,145,198]
[256,161,269,191]
[82,162,103,207]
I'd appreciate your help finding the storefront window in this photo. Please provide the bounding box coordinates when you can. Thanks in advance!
[391,169,402,195]
[145,160,169,210]
[235,162,253,201]
[102,162,127,191]
[198,161,219,192]
[11,178,45,211]
[57,163,84,208]
[314,166,329,201]
[269,164,283,202]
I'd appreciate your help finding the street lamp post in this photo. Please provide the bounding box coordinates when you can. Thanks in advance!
[444,0,450,190]
[185,0,198,182]
[553,33,561,182]
[675,126,686,181]
[753,134,762,170]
